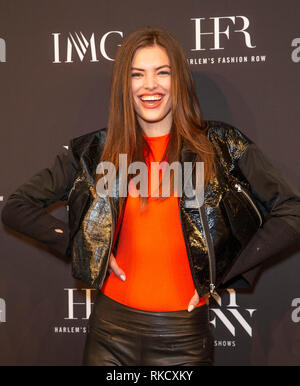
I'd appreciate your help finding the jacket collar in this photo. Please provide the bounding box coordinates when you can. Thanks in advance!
[77,128,199,185]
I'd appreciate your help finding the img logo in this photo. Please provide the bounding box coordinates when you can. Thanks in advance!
[0,298,6,322]
[52,31,123,63]
[0,37,6,62]
[209,289,257,337]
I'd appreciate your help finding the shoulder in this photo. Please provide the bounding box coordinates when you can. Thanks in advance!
[203,120,253,162]
[69,127,107,161]
[203,120,253,144]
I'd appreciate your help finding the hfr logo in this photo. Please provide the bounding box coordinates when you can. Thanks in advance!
[64,288,96,320]
[191,16,256,51]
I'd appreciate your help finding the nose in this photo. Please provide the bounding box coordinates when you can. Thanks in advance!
[144,73,157,90]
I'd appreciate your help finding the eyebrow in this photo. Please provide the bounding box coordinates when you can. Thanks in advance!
[131,65,171,71]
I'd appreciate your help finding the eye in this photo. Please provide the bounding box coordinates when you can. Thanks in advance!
[157,70,171,76]
[131,72,143,78]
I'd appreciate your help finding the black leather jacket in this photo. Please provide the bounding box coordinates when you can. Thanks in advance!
[2,121,300,296]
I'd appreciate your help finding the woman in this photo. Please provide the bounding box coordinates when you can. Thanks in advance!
[2,27,300,366]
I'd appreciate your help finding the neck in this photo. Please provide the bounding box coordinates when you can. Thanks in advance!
[142,126,171,137]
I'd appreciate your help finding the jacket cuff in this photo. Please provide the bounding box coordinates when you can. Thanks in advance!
[222,216,300,285]
[46,220,71,257]
[2,201,71,257]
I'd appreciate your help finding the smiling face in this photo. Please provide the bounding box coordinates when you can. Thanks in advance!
[131,45,172,136]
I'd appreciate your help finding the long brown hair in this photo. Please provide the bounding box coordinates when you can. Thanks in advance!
[95,26,216,216]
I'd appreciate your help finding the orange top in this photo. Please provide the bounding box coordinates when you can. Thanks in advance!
[101,133,205,311]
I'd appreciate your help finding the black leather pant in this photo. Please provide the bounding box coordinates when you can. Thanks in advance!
[82,291,214,366]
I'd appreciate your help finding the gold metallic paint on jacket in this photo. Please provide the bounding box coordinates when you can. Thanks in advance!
[70,168,115,288]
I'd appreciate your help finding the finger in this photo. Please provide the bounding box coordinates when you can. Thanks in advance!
[187,289,200,312]
[108,254,114,274]
[109,254,126,281]
[203,293,210,305]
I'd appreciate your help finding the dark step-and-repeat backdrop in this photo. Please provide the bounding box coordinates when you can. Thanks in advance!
[0,0,299,366]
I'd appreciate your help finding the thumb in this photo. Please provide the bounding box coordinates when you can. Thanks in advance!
[187,289,200,312]
[109,254,126,281]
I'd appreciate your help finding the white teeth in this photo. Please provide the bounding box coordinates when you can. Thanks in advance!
[140,95,163,101]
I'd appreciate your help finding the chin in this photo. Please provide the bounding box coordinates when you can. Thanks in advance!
[137,110,172,125]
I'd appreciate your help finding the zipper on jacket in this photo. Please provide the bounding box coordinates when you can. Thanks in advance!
[180,152,216,297]
[197,205,217,296]
[67,175,83,202]
[178,198,204,297]
[234,183,263,227]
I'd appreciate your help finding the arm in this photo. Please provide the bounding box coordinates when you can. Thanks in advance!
[1,142,80,256]
[222,142,300,286]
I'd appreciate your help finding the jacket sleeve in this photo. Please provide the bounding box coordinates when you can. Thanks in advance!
[222,139,300,287]
[1,141,80,257]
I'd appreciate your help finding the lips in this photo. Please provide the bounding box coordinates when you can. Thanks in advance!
[138,93,164,109]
